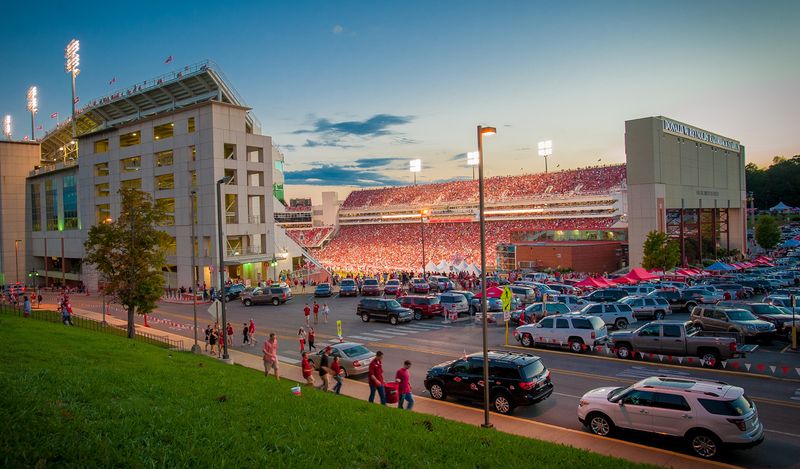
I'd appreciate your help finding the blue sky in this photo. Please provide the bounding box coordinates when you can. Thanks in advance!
[1,0,798,203]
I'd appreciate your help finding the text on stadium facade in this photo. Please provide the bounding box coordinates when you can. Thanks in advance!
[661,119,740,153]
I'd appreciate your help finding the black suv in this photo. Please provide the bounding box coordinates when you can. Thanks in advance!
[582,288,627,303]
[424,351,553,415]
[356,298,413,325]
[647,289,701,312]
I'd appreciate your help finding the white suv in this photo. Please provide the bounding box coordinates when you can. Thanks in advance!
[514,315,608,353]
[577,302,638,330]
[578,376,764,459]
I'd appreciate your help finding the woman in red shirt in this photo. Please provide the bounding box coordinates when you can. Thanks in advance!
[301,352,315,386]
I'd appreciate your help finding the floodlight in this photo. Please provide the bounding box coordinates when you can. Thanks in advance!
[538,140,553,157]
[480,127,496,136]
[409,159,422,173]
[2,115,10,138]
[27,87,38,113]
[467,151,480,166]
[65,39,80,74]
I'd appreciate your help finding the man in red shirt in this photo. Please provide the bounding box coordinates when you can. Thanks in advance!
[395,360,414,410]
[303,303,311,327]
[301,352,315,386]
[313,301,320,324]
[368,351,386,405]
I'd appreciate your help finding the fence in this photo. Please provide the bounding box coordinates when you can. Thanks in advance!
[0,305,184,351]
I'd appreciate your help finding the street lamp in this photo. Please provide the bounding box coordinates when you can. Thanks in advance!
[3,115,11,140]
[409,159,421,185]
[420,209,429,276]
[467,151,479,180]
[27,86,38,140]
[216,175,233,361]
[538,140,553,174]
[477,124,495,429]
[191,189,201,353]
[64,39,80,137]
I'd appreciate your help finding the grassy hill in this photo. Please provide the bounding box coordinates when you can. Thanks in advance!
[0,314,648,468]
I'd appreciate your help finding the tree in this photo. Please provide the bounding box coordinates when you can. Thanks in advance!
[84,189,171,338]
[754,215,780,250]
[641,230,680,271]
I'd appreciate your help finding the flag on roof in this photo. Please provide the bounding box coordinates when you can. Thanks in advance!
[36,125,42,130]
[109,77,116,85]
[73,96,79,104]
[164,55,173,64]
[50,112,58,119]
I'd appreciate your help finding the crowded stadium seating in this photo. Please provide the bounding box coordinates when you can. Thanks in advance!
[285,227,334,248]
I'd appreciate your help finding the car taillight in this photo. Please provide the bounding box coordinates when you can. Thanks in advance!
[352,360,361,367]
[727,418,747,431]
[729,341,736,352]
[283,293,287,299]
[519,381,535,390]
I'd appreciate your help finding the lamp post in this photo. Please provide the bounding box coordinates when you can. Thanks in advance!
[27,86,38,140]
[14,240,21,283]
[538,140,552,174]
[420,209,429,276]
[477,125,496,429]
[191,189,201,353]
[409,159,421,185]
[64,39,80,137]
[216,176,233,361]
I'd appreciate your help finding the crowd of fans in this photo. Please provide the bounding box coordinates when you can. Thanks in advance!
[285,205,312,212]
[285,227,334,248]
[315,218,617,272]
[341,165,626,210]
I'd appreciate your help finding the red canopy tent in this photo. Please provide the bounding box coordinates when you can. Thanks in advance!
[611,275,637,285]
[613,267,660,284]
[575,277,606,289]
[474,286,504,298]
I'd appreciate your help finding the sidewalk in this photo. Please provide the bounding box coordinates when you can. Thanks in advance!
[66,305,736,469]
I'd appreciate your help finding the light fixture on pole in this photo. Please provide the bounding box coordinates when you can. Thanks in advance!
[538,140,553,173]
[216,175,233,362]
[191,189,201,353]
[3,115,11,140]
[476,124,496,429]
[64,39,80,137]
[27,86,38,140]
[409,158,421,185]
[420,209,429,276]
[467,151,479,180]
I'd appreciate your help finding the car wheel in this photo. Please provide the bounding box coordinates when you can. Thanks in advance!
[428,382,446,400]
[493,392,513,415]
[361,314,370,323]
[616,344,632,359]
[569,339,584,353]
[587,412,614,437]
[389,315,398,325]
[243,299,252,307]
[271,298,280,306]
[700,351,721,368]
[654,311,665,320]
[521,333,533,347]
[413,311,422,321]
[685,302,696,312]
[614,318,629,330]
[689,431,721,459]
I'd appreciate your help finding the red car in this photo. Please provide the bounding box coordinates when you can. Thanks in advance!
[361,279,381,296]
[384,279,403,296]
[400,295,444,320]
[410,278,430,294]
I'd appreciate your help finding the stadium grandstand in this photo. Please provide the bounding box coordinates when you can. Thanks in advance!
[313,165,627,272]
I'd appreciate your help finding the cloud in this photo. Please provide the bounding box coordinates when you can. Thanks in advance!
[448,152,467,161]
[332,25,344,34]
[294,113,414,139]
[393,136,418,145]
[302,138,362,149]
[284,163,406,187]
[279,144,297,152]
[352,157,406,170]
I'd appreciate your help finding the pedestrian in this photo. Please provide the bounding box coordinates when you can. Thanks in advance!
[301,352,315,386]
[297,327,306,353]
[313,301,319,324]
[204,324,211,352]
[36,293,42,308]
[308,327,317,351]
[63,301,74,326]
[322,303,330,324]
[226,322,234,348]
[303,303,311,327]
[368,351,386,405]
[242,322,249,346]
[396,360,414,410]
[248,319,256,346]
[318,346,333,392]
[209,327,218,356]
[262,332,279,380]
[22,296,31,318]
[331,356,344,394]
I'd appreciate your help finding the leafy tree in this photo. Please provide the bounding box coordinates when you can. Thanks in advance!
[642,230,680,271]
[746,155,800,209]
[754,215,780,250]
[84,189,171,338]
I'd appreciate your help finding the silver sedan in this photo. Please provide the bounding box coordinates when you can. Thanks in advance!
[309,342,376,377]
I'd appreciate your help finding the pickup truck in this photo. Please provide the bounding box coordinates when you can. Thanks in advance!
[608,320,756,367]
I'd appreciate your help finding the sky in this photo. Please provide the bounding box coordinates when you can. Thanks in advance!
[1,0,798,204]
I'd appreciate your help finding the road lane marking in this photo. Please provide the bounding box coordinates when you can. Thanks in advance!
[764,428,800,439]
[553,392,582,399]
[358,332,399,339]
[792,389,800,401]
[346,335,379,342]
[374,329,408,335]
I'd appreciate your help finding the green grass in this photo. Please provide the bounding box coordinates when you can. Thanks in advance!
[0,314,651,468]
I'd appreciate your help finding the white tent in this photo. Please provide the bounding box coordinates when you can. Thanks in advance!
[425,261,438,273]
[457,261,469,272]
[467,264,481,276]
[436,260,450,272]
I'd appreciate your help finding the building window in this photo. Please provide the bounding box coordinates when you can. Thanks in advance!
[95,183,110,197]
[121,179,142,190]
[154,122,174,141]
[275,160,284,173]
[224,168,237,185]
[94,139,109,153]
[63,175,79,230]
[224,143,236,160]
[225,193,238,224]
[96,204,111,224]
[190,145,196,161]
[120,131,140,147]
[190,170,197,189]
[155,150,174,167]
[165,237,177,256]
[95,162,109,177]
[155,173,175,191]
[157,198,175,226]
[188,117,195,133]
[45,179,58,231]
[30,183,41,231]
[121,156,141,172]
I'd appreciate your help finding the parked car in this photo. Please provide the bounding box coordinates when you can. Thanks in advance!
[578,376,764,458]
[240,285,292,306]
[550,294,591,312]
[314,283,332,297]
[546,283,581,295]
[449,290,477,314]
[510,302,571,326]
[620,296,670,320]
[356,298,413,325]
[308,342,375,377]
[424,351,553,415]
[400,295,445,320]
[690,306,777,343]
[510,285,537,305]
[647,289,700,312]
[383,279,403,296]
[719,302,800,338]
[683,287,722,305]
[577,302,638,330]
[361,278,381,296]
[439,292,470,317]
[764,295,792,308]
[223,284,247,302]
[582,288,628,303]
[428,276,455,292]
[609,320,753,364]
[411,278,431,294]
[514,315,608,353]
[621,285,656,296]
[339,278,359,297]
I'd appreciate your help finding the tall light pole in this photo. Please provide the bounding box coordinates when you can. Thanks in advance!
[27,86,38,140]
[477,124,496,429]
[14,240,21,283]
[216,176,233,361]
[538,140,552,174]
[409,159,421,185]
[748,191,755,255]
[64,39,80,137]
[101,216,113,325]
[420,209,429,276]
[3,115,12,140]
[467,151,479,181]
[191,189,201,353]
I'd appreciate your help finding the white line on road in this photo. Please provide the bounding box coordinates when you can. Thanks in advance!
[358,332,399,339]
[764,429,800,439]
[553,392,582,399]
[346,335,379,342]
[397,325,441,331]
[374,329,408,336]
[277,355,300,365]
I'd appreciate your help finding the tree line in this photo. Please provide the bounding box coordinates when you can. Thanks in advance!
[746,155,800,209]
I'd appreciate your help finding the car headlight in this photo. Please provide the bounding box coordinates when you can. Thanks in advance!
[745,324,757,331]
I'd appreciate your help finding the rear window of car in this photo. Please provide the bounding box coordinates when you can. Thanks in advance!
[440,296,454,303]
[425,297,441,305]
[698,396,754,416]
[341,279,355,286]
[270,287,283,294]
[364,279,378,286]
[519,360,546,380]
[572,318,592,329]
[616,304,633,312]
[342,345,370,357]
[588,316,605,329]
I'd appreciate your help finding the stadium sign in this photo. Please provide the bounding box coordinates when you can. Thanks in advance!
[661,118,740,153]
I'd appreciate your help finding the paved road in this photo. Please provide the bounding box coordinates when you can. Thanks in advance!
[60,291,800,468]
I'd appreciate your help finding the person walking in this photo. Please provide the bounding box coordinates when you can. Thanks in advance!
[322,303,330,324]
[308,327,317,351]
[36,293,42,308]
[204,324,211,352]
[301,352,315,386]
[368,351,386,405]
[226,322,234,348]
[331,356,344,394]
[303,303,311,327]
[22,295,31,318]
[313,301,320,324]
[396,360,414,410]
[262,333,279,380]
[248,319,256,347]
[62,301,74,326]
[297,327,306,353]
[209,327,218,356]
[318,346,333,392]
[242,323,250,346]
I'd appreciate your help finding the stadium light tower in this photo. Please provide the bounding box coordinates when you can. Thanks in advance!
[27,86,38,140]
[538,140,553,173]
[467,151,479,180]
[64,39,80,137]
[2,115,11,140]
[409,158,422,185]
[476,124,496,429]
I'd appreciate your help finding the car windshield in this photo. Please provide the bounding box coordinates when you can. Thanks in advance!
[413,279,426,284]
[425,297,441,305]
[317,284,329,289]
[387,280,400,285]
[607,386,631,401]
[520,360,546,380]
[386,300,401,309]
[364,279,378,285]
[342,345,370,357]
[726,310,757,321]
[753,304,787,315]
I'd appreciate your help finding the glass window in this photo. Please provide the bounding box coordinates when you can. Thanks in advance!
[539,318,554,328]
[622,390,654,407]
[120,131,140,147]
[120,179,142,190]
[45,179,58,231]
[96,204,111,224]
[30,183,41,231]
[188,117,195,133]
[342,345,369,358]
[520,360,546,380]
[121,156,141,172]
[556,318,569,329]
[153,122,174,140]
[95,162,109,177]
[663,325,682,338]
[697,396,754,416]
[63,175,78,230]
[155,150,174,167]
[450,360,469,373]
[572,318,592,329]
[653,393,691,411]
[587,304,603,314]
[224,143,236,160]
[638,324,661,337]
[155,174,175,191]
[94,139,109,153]
[467,359,484,375]
[95,183,110,197]
[190,170,197,189]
